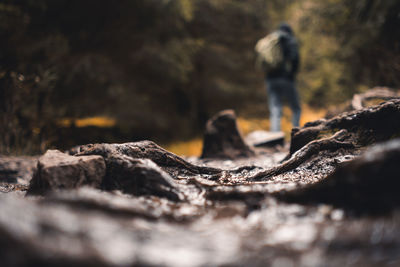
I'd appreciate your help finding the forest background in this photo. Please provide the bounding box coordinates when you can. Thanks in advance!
[1,0,399,155]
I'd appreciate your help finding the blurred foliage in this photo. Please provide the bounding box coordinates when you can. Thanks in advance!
[165,105,326,156]
[289,0,400,106]
[1,0,399,154]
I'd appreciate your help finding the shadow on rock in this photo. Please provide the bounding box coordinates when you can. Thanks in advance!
[278,138,400,213]
[27,150,105,195]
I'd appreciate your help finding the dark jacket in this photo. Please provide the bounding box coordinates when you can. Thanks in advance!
[267,24,299,81]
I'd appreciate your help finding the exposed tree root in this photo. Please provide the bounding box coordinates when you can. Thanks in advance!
[277,138,400,213]
[351,87,400,110]
[75,141,223,179]
[325,87,400,118]
[250,130,354,181]
[290,99,400,155]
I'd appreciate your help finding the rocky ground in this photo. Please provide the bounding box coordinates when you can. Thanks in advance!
[1,94,400,267]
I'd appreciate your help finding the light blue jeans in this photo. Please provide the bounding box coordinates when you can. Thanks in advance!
[266,77,301,132]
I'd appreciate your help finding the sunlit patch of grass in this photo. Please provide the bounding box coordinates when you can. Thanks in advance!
[166,105,325,156]
[58,116,116,128]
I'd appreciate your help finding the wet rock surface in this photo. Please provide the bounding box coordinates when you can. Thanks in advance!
[0,155,37,185]
[280,138,400,212]
[28,150,106,195]
[1,100,400,266]
[289,99,400,156]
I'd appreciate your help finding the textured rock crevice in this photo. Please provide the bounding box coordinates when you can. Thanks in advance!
[28,150,106,195]
[279,138,400,212]
[76,141,222,178]
[289,99,400,156]
[250,129,354,181]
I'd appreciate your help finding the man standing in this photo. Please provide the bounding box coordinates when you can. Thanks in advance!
[255,22,301,132]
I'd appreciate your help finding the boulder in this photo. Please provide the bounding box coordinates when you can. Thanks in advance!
[28,150,106,195]
[201,110,255,159]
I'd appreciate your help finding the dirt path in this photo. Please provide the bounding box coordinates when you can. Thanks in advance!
[1,99,400,266]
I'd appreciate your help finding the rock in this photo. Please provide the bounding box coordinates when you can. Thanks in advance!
[27,148,183,201]
[44,187,200,221]
[2,187,400,267]
[102,156,184,201]
[245,130,285,147]
[76,141,221,178]
[0,192,242,267]
[201,110,255,159]
[28,150,106,195]
[3,100,400,266]
[289,99,400,156]
[0,155,38,184]
[326,87,400,118]
[0,193,125,266]
[350,87,400,110]
[280,138,400,212]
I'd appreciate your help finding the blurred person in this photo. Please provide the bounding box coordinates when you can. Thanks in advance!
[255,22,301,132]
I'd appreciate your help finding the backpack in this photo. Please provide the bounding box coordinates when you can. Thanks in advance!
[255,31,286,74]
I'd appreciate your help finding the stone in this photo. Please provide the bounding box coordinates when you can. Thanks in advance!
[2,100,400,266]
[76,141,221,178]
[0,155,38,184]
[289,99,400,156]
[201,110,255,159]
[326,87,400,118]
[280,138,400,212]
[245,130,285,147]
[102,156,184,201]
[28,150,106,195]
